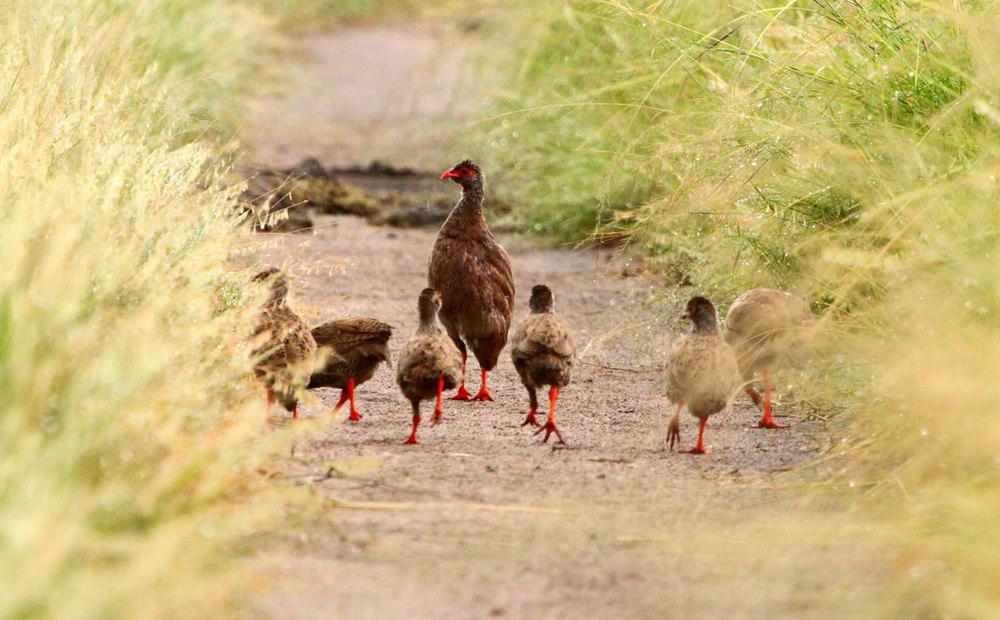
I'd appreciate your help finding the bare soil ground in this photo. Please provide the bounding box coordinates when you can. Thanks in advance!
[238,21,883,619]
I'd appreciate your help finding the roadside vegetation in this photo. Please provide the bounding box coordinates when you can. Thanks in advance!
[0,0,286,615]
[482,0,998,614]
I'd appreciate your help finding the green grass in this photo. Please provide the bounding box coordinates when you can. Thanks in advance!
[482,0,999,614]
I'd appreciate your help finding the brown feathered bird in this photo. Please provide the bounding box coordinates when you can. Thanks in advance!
[665,297,740,454]
[396,288,464,444]
[429,160,514,402]
[250,267,317,420]
[308,317,392,421]
[723,288,811,429]
[510,285,576,443]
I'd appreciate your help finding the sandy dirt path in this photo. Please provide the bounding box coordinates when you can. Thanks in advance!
[239,22,876,619]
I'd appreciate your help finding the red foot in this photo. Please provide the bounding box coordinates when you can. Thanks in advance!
[432,376,445,425]
[521,410,540,427]
[534,419,565,444]
[684,446,708,455]
[757,416,788,429]
[347,409,362,422]
[471,386,494,402]
[450,384,472,401]
[404,415,421,444]
[667,423,680,451]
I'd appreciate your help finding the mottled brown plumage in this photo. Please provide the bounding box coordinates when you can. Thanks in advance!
[429,160,515,402]
[309,317,392,421]
[250,267,317,419]
[723,288,811,428]
[665,297,739,454]
[510,285,576,442]
[396,288,464,444]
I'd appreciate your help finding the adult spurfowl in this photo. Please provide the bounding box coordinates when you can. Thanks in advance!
[396,288,464,444]
[510,285,576,443]
[429,160,514,402]
[665,296,739,455]
[250,267,318,420]
[723,288,811,429]
[309,317,392,421]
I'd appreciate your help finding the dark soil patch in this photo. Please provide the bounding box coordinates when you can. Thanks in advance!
[237,157,511,232]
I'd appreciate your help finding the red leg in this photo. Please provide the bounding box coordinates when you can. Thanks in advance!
[450,352,471,400]
[292,403,300,420]
[345,378,362,421]
[745,387,763,410]
[404,401,421,445]
[684,417,708,454]
[757,369,788,429]
[331,389,350,415]
[432,377,446,425]
[404,417,421,444]
[534,386,565,444]
[521,404,540,427]
[471,370,494,402]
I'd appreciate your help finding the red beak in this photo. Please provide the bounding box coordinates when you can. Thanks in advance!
[441,170,459,179]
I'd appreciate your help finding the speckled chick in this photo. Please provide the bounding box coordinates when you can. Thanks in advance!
[309,317,392,422]
[396,288,464,444]
[511,285,576,443]
[723,288,811,429]
[250,267,317,419]
[665,296,739,455]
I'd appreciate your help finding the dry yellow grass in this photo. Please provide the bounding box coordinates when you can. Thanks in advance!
[0,0,289,615]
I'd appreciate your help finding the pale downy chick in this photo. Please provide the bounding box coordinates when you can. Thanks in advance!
[665,297,739,454]
[723,288,811,429]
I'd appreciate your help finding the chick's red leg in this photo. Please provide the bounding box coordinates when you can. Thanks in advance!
[292,404,300,420]
[450,352,472,401]
[757,369,788,429]
[534,386,565,444]
[521,405,540,427]
[521,387,540,426]
[685,418,708,455]
[432,377,446,425]
[345,377,362,421]
[745,387,763,410]
[331,388,350,416]
[404,401,421,445]
[471,370,494,402]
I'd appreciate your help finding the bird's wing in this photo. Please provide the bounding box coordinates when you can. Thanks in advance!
[312,317,392,360]
[512,314,575,361]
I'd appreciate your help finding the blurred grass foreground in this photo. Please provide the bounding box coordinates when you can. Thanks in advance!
[0,0,284,615]
[483,0,998,615]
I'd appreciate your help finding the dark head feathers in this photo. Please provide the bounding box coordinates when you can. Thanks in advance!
[529,284,554,313]
[683,296,719,332]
